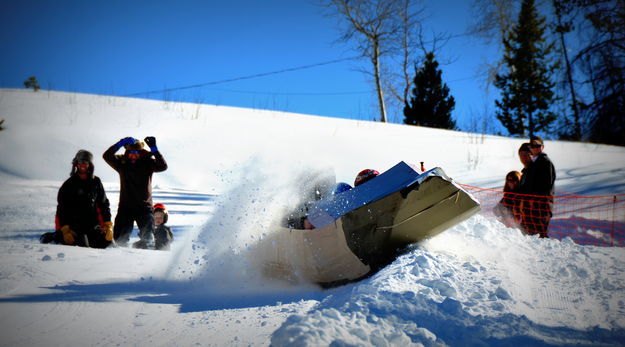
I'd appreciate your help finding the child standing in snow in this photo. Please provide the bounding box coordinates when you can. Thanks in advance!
[153,203,173,250]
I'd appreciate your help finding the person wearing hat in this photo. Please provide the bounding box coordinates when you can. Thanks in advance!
[153,203,173,250]
[518,135,556,238]
[354,169,380,187]
[103,136,168,248]
[41,150,113,248]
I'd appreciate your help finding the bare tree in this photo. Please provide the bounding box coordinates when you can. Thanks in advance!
[458,0,518,135]
[467,0,517,86]
[385,0,425,105]
[468,0,516,43]
[323,0,408,122]
[552,0,582,140]
[571,0,625,145]
[383,0,453,124]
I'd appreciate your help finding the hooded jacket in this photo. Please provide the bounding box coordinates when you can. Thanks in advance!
[56,174,111,231]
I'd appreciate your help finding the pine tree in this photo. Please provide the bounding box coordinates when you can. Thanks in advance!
[403,52,456,129]
[495,0,557,137]
[23,76,41,92]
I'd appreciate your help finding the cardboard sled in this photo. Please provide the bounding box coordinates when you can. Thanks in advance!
[255,162,481,286]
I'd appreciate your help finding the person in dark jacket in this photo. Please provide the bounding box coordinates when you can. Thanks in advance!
[518,142,532,171]
[515,142,532,230]
[153,203,173,250]
[494,170,522,227]
[103,136,167,248]
[518,136,556,238]
[41,150,113,248]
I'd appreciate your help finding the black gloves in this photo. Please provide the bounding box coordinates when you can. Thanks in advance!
[113,136,158,152]
[144,136,158,152]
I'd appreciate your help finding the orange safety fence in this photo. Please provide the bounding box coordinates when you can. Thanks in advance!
[459,184,625,247]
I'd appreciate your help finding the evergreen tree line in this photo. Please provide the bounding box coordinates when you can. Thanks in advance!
[401,0,623,146]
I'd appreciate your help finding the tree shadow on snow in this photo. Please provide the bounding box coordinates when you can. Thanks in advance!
[0,229,50,241]
[557,167,625,195]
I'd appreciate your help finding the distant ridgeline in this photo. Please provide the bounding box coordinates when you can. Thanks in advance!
[462,184,625,247]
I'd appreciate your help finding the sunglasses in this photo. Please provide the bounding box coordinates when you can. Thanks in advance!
[530,143,542,148]
[127,150,140,154]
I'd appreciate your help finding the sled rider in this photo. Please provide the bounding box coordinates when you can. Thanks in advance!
[103,136,167,248]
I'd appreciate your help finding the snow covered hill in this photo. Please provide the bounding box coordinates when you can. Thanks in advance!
[1,89,624,346]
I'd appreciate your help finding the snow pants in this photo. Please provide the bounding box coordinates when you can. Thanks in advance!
[76,225,112,248]
[113,207,154,247]
[40,225,111,249]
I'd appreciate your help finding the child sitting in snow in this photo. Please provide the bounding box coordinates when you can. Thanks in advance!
[153,203,173,250]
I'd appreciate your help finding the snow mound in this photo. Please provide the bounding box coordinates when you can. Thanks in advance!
[271,215,625,345]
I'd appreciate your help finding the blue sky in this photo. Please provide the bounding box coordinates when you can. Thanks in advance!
[1,0,499,129]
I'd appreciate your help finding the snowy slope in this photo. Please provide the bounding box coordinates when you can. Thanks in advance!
[0,89,624,346]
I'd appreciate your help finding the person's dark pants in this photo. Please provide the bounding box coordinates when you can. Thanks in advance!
[75,226,111,248]
[521,197,552,238]
[42,225,111,248]
[114,207,154,247]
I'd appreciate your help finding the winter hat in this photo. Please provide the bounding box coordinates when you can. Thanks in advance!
[153,203,168,223]
[332,182,352,195]
[354,169,379,187]
[72,149,93,165]
[124,139,144,152]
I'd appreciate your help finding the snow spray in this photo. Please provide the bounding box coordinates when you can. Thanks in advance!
[164,154,329,293]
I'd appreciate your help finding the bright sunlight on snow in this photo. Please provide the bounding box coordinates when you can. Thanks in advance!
[1,89,624,346]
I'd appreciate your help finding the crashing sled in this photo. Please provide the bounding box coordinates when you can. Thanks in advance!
[255,161,481,286]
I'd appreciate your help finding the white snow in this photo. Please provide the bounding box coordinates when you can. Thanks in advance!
[1,89,624,346]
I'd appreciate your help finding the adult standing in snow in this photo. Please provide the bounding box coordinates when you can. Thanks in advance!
[45,149,113,248]
[103,137,167,248]
[518,142,532,171]
[514,142,533,232]
[518,136,556,238]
